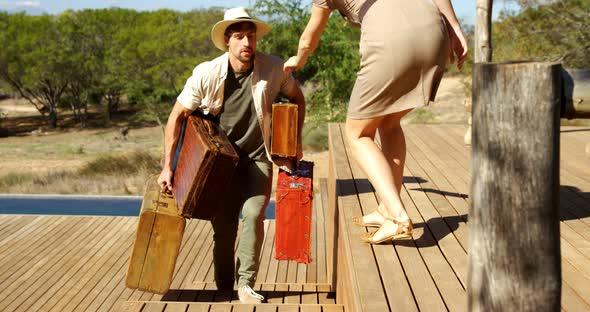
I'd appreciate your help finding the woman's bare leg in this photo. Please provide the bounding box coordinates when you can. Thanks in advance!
[346,110,412,241]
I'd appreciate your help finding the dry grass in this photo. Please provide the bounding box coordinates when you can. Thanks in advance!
[0,150,162,195]
[0,124,165,194]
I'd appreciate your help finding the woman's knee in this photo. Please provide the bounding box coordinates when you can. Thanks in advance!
[345,117,380,142]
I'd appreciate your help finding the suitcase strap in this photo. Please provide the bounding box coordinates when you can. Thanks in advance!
[276,190,312,204]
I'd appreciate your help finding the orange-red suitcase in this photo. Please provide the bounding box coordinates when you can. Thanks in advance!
[271,103,298,157]
[274,161,313,264]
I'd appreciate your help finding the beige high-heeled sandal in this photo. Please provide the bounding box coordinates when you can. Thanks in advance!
[360,218,413,244]
[352,211,384,227]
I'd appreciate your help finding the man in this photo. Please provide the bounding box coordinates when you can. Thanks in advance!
[157,7,305,304]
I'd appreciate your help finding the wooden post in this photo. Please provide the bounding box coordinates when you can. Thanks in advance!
[465,0,493,145]
[469,62,562,311]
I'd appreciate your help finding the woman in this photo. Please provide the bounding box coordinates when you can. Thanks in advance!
[283,0,468,244]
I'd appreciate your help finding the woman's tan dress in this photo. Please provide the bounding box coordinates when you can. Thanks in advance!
[313,0,450,119]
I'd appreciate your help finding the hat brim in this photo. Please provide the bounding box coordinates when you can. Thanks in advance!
[211,19,271,51]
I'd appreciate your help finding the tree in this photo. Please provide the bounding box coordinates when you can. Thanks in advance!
[0,13,72,128]
[253,0,360,122]
[493,0,589,68]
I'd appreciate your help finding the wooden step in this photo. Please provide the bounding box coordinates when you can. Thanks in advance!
[122,301,345,312]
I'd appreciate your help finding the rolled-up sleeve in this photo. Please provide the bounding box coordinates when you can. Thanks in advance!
[280,71,298,97]
[312,0,331,9]
[177,66,204,111]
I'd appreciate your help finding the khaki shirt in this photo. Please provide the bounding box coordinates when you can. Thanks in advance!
[177,51,298,167]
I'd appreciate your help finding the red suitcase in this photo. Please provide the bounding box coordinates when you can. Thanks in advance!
[274,161,314,264]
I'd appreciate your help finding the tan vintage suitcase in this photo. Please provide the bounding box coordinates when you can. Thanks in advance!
[126,175,185,294]
[173,115,239,220]
[271,103,298,157]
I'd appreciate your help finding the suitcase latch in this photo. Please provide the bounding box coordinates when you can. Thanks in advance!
[290,182,304,188]
[151,200,168,208]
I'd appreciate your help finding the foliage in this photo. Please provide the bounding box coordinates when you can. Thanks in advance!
[0,8,222,128]
[1,0,587,132]
[253,0,360,126]
[493,0,589,68]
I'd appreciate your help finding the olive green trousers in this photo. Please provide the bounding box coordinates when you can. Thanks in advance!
[211,159,272,289]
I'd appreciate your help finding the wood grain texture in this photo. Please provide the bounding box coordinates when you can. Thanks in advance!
[271,103,298,157]
[469,62,562,311]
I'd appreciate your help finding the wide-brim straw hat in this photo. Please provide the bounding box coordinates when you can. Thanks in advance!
[211,7,271,51]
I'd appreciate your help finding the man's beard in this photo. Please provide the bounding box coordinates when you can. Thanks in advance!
[236,49,254,63]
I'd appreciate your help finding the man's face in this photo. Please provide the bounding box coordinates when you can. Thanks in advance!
[225,23,257,64]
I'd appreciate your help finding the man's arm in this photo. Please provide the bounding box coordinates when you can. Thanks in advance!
[158,101,192,192]
[284,83,306,161]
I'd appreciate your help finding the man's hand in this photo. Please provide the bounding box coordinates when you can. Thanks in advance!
[274,157,297,173]
[157,167,174,193]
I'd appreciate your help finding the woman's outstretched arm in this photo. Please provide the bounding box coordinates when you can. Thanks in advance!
[433,0,469,70]
[283,5,331,73]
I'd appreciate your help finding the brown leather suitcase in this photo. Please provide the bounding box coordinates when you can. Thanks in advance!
[173,115,239,220]
[126,175,185,294]
[271,103,298,157]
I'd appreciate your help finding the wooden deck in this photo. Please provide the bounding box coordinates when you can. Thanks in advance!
[0,124,588,311]
[327,123,590,312]
[0,191,338,311]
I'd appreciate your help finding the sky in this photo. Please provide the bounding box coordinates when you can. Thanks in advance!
[0,0,520,25]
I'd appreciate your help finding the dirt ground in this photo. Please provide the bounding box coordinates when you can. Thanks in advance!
[0,76,471,195]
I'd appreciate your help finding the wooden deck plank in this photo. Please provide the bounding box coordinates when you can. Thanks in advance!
[284,284,301,304]
[257,220,275,286]
[45,218,136,312]
[0,216,69,274]
[0,215,37,244]
[164,302,190,312]
[561,259,590,307]
[183,222,214,287]
[562,281,590,312]
[305,195,319,290]
[401,186,466,312]
[414,125,470,190]
[406,126,470,217]
[76,231,135,311]
[560,222,590,259]
[403,173,468,287]
[301,285,318,304]
[417,125,470,189]
[0,216,107,308]
[330,123,389,312]
[315,180,328,286]
[186,302,212,312]
[404,152,469,251]
[262,224,280,292]
[163,219,208,301]
[561,237,590,279]
[342,132,419,312]
[23,217,126,312]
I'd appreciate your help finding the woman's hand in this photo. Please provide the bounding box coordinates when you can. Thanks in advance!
[448,25,468,70]
[283,56,305,74]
